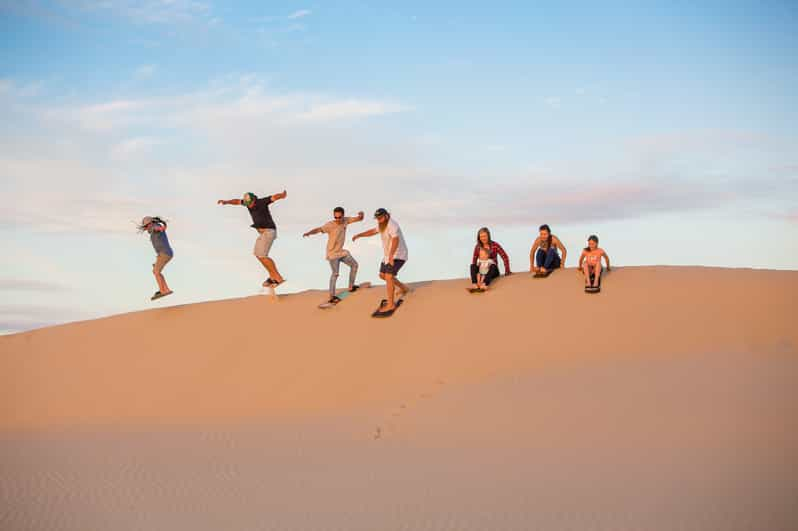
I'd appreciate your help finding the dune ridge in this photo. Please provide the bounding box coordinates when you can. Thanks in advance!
[1,266,797,531]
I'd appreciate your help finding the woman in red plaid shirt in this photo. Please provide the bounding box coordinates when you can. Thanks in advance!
[470,227,511,289]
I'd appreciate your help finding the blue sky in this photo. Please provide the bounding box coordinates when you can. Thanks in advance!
[1,1,796,333]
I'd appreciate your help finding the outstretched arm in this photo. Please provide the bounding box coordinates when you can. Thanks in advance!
[303,226,324,238]
[495,243,511,274]
[529,237,540,271]
[352,228,379,241]
[271,190,288,202]
[602,251,611,271]
[578,251,585,271]
[217,199,242,205]
[557,238,568,267]
[348,211,365,224]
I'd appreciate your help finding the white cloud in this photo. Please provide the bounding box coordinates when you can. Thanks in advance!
[134,64,156,78]
[81,0,214,25]
[0,78,43,98]
[544,96,561,108]
[283,23,306,33]
[295,100,408,122]
[42,98,151,131]
[287,9,311,19]
[110,136,162,159]
[0,279,68,292]
[37,78,409,132]
[484,144,506,152]
[5,75,795,238]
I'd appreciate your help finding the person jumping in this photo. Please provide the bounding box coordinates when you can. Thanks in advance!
[138,216,174,300]
[217,191,287,287]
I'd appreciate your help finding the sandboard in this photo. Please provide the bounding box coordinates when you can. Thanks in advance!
[372,298,404,318]
[467,287,486,294]
[534,270,554,278]
[319,282,372,309]
[584,272,603,293]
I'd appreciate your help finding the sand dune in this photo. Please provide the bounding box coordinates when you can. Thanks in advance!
[1,266,797,530]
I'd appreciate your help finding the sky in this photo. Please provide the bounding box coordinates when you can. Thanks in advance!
[1,1,797,333]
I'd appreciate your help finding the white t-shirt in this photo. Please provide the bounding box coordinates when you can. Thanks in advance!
[379,218,408,263]
[477,258,496,275]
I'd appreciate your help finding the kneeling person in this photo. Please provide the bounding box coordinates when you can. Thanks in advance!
[578,235,611,289]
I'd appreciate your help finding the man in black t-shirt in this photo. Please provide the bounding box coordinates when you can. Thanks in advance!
[218,190,287,287]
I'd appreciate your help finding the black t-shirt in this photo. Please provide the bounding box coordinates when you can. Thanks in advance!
[246,196,276,229]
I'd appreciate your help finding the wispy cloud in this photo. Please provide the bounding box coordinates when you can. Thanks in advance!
[110,136,163,159]
[38,78,409,131]
[287,9,311,19]
[4,75,795,237]
[544,96,561,108]
[134,64,157,78]
[0,279,69,292]
[80,0,214,26]
[294,100,408,122]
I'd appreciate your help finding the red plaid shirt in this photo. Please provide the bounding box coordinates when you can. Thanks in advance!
[472,242,511,274]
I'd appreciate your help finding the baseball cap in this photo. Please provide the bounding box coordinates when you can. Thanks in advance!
[374,208,389,218]
[242,192,257,206]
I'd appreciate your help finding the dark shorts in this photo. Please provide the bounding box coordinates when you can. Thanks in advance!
[379,259,406,276]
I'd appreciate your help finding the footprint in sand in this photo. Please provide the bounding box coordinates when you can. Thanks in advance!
[374,380,448,440]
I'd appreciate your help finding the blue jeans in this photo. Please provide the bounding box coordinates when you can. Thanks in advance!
[536,248,561,270]
[329,254,358,297]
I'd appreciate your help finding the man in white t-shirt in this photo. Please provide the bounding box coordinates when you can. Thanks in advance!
[352,208,408,313]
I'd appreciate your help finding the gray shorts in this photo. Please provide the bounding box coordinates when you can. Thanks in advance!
[254,228,277,258]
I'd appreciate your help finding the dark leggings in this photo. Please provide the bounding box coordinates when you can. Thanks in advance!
[470,263,500,285]
[536,248,561,269]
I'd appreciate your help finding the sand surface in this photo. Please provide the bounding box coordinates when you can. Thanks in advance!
[1,266,797,530]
